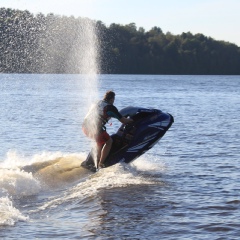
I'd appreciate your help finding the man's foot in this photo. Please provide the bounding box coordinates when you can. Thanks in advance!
[98,163,105,169]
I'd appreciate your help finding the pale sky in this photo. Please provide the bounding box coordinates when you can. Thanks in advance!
[1,0,240,46]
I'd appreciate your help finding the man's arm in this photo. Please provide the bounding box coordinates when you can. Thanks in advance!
[107,105,133,124]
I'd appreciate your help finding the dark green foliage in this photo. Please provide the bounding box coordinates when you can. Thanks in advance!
[1,7,240,74]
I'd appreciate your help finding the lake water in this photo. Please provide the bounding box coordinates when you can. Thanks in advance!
[0,74,240,239]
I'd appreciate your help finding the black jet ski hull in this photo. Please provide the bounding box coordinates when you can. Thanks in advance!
[81,107,174,172]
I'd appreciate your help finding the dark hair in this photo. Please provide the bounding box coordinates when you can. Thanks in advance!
[103,91,115,101]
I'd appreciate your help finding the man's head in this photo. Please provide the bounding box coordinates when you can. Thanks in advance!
[103,91,115,104]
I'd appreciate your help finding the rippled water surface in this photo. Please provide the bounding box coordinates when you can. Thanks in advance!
[0,74,239,239]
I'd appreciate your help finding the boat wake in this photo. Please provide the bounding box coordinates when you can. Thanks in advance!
[0,151,166,226]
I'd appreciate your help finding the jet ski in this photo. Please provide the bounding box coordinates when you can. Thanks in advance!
[81,106,174,172]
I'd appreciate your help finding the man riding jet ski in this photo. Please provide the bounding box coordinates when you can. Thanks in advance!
[81,95,174,172]
[82,91,133,169]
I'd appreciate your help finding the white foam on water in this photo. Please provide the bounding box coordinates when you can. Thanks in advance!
[0,196,29,226]
[0,149,166,224]
[34,156,166,212]
[0,151,43,198]
[130,154,167,173]
[0,150,87,225]
[0,168,41,197]
[0,154,41,226]
[1,150,86,168]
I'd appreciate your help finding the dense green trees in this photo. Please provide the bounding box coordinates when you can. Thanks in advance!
[1,7,240,74]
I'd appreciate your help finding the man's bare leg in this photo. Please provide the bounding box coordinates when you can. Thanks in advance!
[98,137,113,168]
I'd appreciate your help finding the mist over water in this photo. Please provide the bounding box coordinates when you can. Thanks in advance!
[1,9,100,77]
[1,9,102,228]
[75,18,100,115]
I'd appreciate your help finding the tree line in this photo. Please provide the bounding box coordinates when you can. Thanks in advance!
[1,7,240,74]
